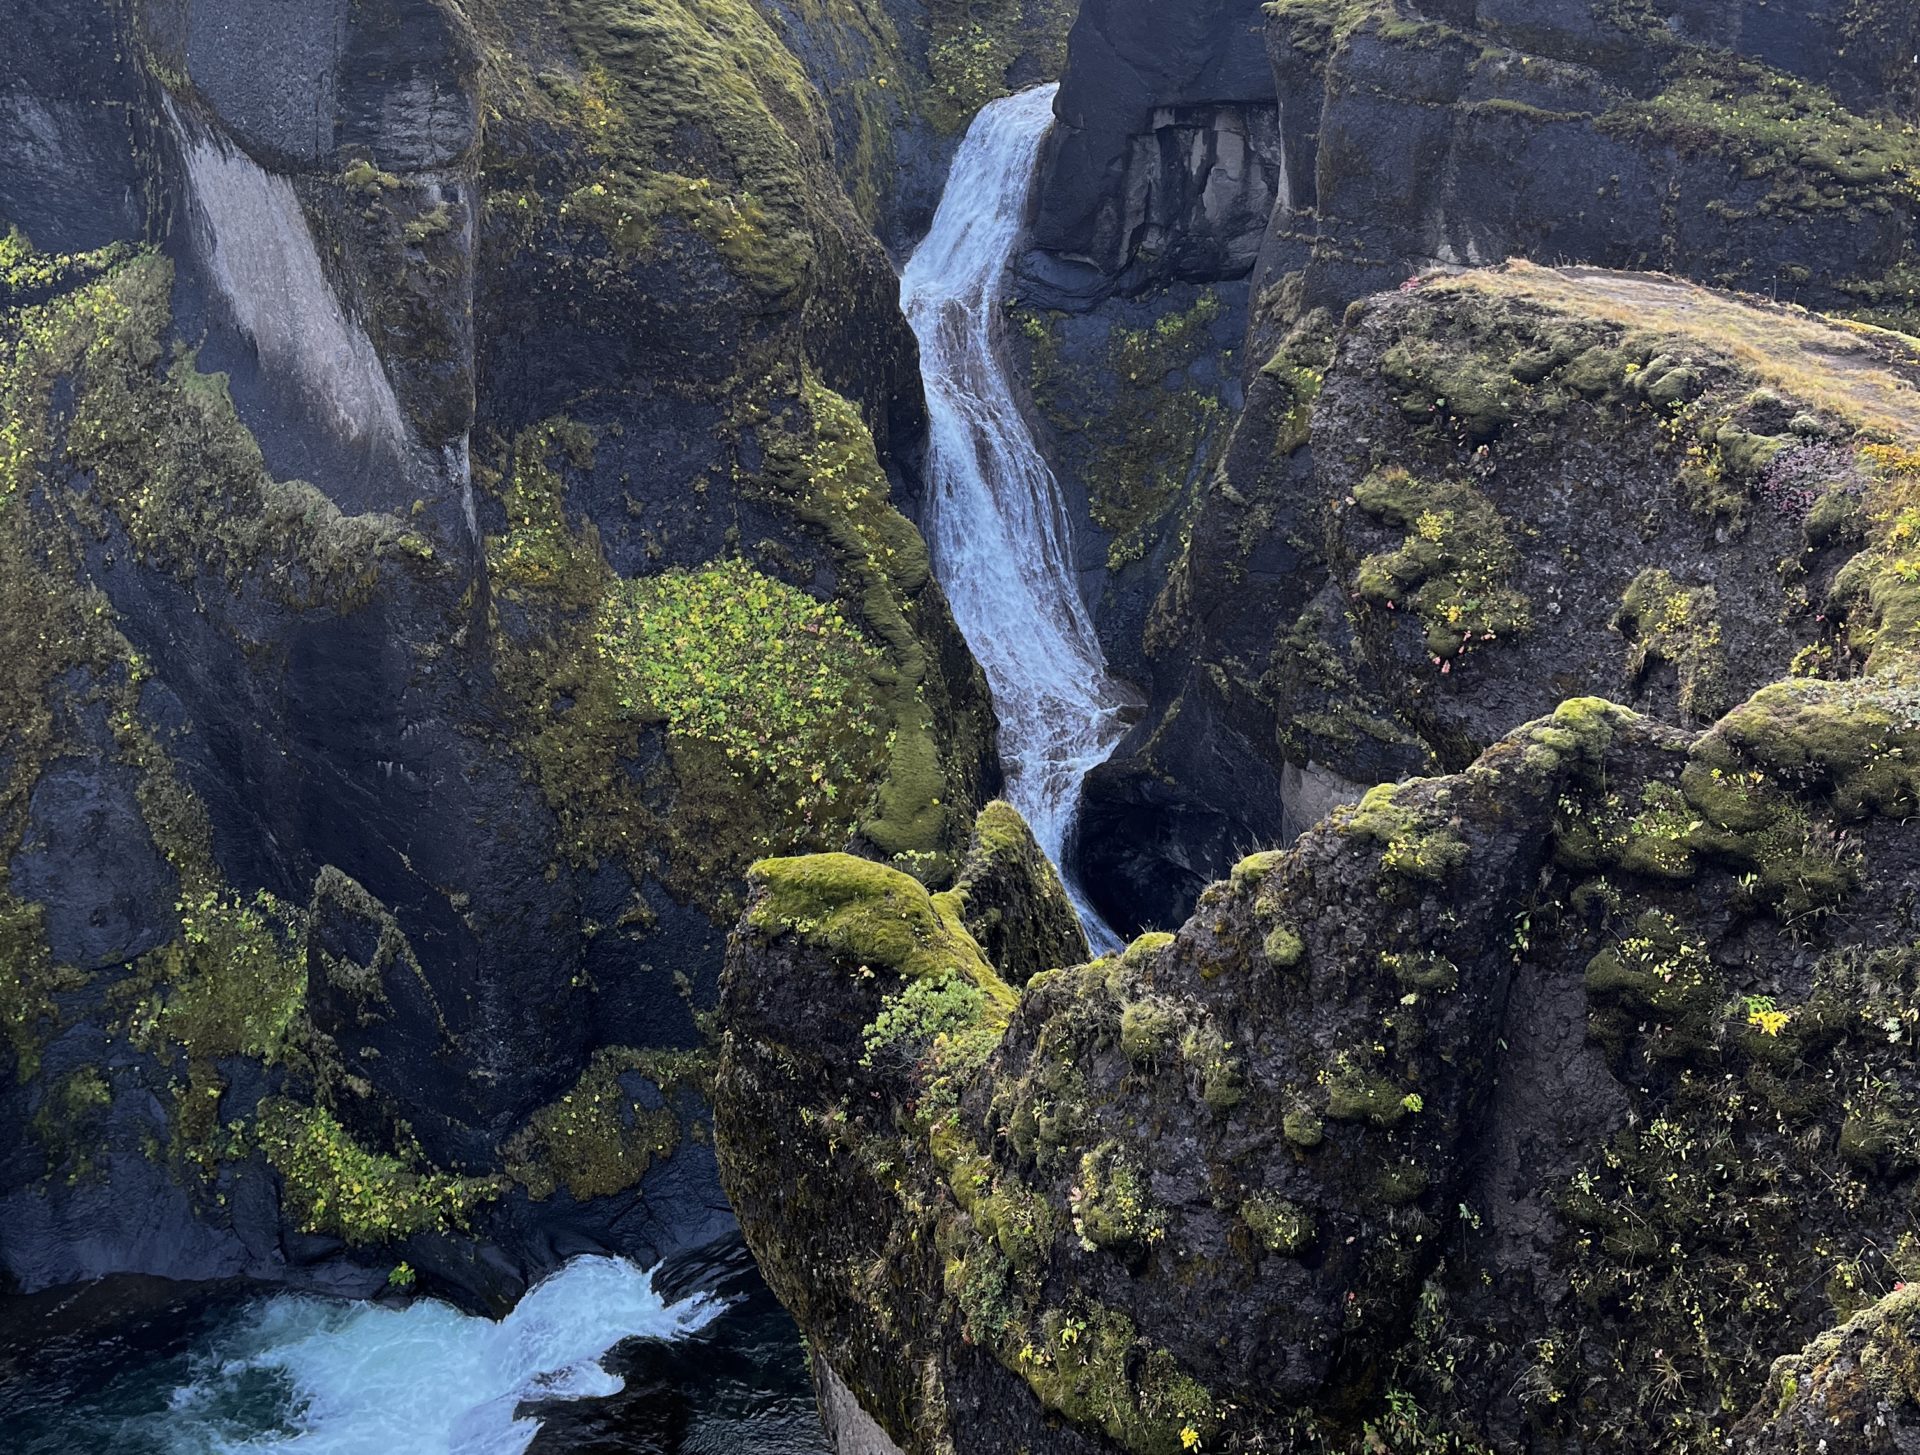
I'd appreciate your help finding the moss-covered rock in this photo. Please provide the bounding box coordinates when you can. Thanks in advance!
[1733,1287,1920,1453]
[944,801,1088,987]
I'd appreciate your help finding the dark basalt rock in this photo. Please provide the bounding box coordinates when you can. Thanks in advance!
[0,0,998,1310]
[948,800,1088,987]
[1254,0,1920,333]
[1730,1286,1920,1454]
[1020,0,1280,303]
[719,691,1920,1452]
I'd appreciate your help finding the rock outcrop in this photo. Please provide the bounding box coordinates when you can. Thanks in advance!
[716,271,1920,1454]
[1256,0,1920,327]
[1022,0,1280,302]
[1733,1286,1920,1454]
[1040,0,1920,929]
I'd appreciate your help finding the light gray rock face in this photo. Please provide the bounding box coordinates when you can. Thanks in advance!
[814,1355,908,1455]
[170,103,412,475]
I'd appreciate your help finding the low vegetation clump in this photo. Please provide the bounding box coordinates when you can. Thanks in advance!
[1614,567,1728,721]
[1338,781,1470,882]
[504,1047,693,1201]
[925,0,1077,132]
[1242,1193,1314,1256]
[1023,292,1233,570]
[1072,1140,1164,1251]
[257,1100,503,1245]
[1350,468,1532,659]
[748,852,1010,1001]
[596,557,889,811]
[1600,59,1920,210]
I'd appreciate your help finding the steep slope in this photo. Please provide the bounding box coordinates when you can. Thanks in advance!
[0,0,1066,1305]
[1256,0,1920,329]
[1026,0,1920,924]
[1088,262,1920,929]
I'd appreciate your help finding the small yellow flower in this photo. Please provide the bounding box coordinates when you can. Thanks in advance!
[1749,1009,1790,1037]
[1180,1427,1202,1451]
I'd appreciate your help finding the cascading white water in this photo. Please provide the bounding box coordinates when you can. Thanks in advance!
[151,1257,721,1455]
[903,84,1131,954]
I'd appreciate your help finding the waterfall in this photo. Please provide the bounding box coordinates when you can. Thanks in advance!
[902,84,1132,954]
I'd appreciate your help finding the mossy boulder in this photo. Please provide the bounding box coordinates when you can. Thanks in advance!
[944,801,1089,987]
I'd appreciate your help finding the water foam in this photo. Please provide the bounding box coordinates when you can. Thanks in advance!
[152,1257,722,1455]
[902,84,1132,952]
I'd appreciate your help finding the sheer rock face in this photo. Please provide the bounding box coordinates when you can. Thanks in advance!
[1023,0,1917,325]
[1256,0,1920,328]
[0,0,998,1306]
[1022,0,1280,303]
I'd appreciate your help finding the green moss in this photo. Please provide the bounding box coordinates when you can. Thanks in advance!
[125,889,308,1067]
[1615,568,1729,721]
[1119,997,1182,1065]
[1324,1053,1415,1128]
[932,1118,1054,1271]
[257,1099,503,1245]
[747,853,1012,1013]
[32,1066,112,1180]
[1351,468,1531,659]
[1339,781,1470,883]
[486,386,971,913]
[0,523,119,1076]
[1671,756,1864,918]
[1600,58,1920,210]
[1382,950,1458,994]
[1284,1107,1326,1148]
[0,234,397,1109]
[1242,1193,1315,1256]
[1012,1302,1221,1455]
[503,1046,688,1201]
[1380,333,1525,445]
[924,0,1078,132]
[765,375,979,869]
[1026,293,1232,570]
[1555,939,1920,1441]
[1377,1161,1430,1205]
[1181,1024,1245,1113]
[1263,924,1306,969]
[1073,1140,1164,1251]
[1582,912,1722,1062]
[1265,0,1460,61]
[1708,678,1920,818]
[539,0,823,298]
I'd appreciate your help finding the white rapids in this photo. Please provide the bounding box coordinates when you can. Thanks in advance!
[151,1257,723,1455]
[902,83,1132,953]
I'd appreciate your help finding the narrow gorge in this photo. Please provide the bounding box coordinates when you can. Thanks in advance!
[4,2,1920,1453]
[905,83,1132,952]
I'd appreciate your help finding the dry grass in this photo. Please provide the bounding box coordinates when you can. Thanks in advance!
[1429,260,1920,446]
